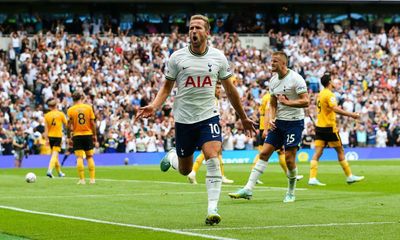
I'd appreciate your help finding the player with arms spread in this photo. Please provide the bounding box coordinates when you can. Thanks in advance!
[44,98,67,178]
[67,91,97,185]
[229,51,309,203]
[308,73,364,186]
[136,14,255,225]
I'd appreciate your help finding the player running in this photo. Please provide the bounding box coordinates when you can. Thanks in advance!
[136,14,255,225]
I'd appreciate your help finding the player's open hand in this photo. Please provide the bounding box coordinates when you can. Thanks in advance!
[241,118,256,136]
[268,119,277,131]
[352,112,360,120]
[135,105,155,120]
[262,129,268,139]
[277,94,289,105]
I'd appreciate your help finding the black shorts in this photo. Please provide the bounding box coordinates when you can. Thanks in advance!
[315,127,340,142]
[49,137,62,149]
[73,135,93,151]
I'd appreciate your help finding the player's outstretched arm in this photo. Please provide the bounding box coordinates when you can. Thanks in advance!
[221,78,256,134]
[332,106,360,119]
[136,80,175,120]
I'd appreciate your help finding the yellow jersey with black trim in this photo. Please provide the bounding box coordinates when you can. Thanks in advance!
[44,110,67,138]
[259,93,271,130]
[316,88,338,132]
[67,103,95,136]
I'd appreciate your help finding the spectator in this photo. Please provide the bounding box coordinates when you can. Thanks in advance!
[145,130,157,152]
[0,127,13,155]
[222,126,234,150]
[339,125,350,148]
[156,134,165,152]
[367,125,377,147]
[136,131,147,153]
[392,123,400,146]
[125,131,137,153]
[104,131,118,153]
[356,124,368,147]
[13,128,26,168]
[163,129,175,152]
[233,128,247,150]
[376,125,388,147]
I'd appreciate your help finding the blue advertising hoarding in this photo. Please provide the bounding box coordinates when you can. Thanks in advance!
[0,147,399,168]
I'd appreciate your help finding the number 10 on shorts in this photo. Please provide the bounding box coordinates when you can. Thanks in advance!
[209,123,220,134]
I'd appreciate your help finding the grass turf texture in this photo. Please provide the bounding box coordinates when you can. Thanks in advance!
[0,161,399,240]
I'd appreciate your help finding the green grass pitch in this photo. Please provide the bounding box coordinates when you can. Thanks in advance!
[0,161,399,240]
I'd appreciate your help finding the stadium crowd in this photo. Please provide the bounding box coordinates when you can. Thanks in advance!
[0,20,399,156]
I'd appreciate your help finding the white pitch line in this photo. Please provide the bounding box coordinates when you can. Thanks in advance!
[0,205,237,240]
[63,177,308,191]
[0,188,289,200]
[182,221,398,231]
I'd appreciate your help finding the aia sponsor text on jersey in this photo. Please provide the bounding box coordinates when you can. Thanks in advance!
[184,76,213,87]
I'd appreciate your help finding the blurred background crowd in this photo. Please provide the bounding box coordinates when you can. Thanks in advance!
[0,10,399,156]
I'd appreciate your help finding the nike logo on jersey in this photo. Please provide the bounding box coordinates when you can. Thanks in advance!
[212,135,219,138]
[183,66,189,70]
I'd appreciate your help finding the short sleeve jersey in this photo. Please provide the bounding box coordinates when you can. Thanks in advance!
[269,69,307,121]
[44,110,67,138]
[317,88,338,132]
[67,103,96,136]
[165,46,232,124]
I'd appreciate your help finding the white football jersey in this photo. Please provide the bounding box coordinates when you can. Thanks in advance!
[165,46,232,124]
[269,69,308,121]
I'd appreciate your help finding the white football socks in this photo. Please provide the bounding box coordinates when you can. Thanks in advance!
[245,159,268,191]
[206,157,222,214]
[287,168,298,195]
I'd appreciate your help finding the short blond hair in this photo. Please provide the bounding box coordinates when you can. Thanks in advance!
[190,14,210,31]
[272,51,288,65]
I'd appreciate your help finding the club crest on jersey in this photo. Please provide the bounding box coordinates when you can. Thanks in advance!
[208,63,212,72]
[184,76,212,87]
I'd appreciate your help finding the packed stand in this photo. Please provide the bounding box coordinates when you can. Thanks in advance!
[0,21,399,156]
